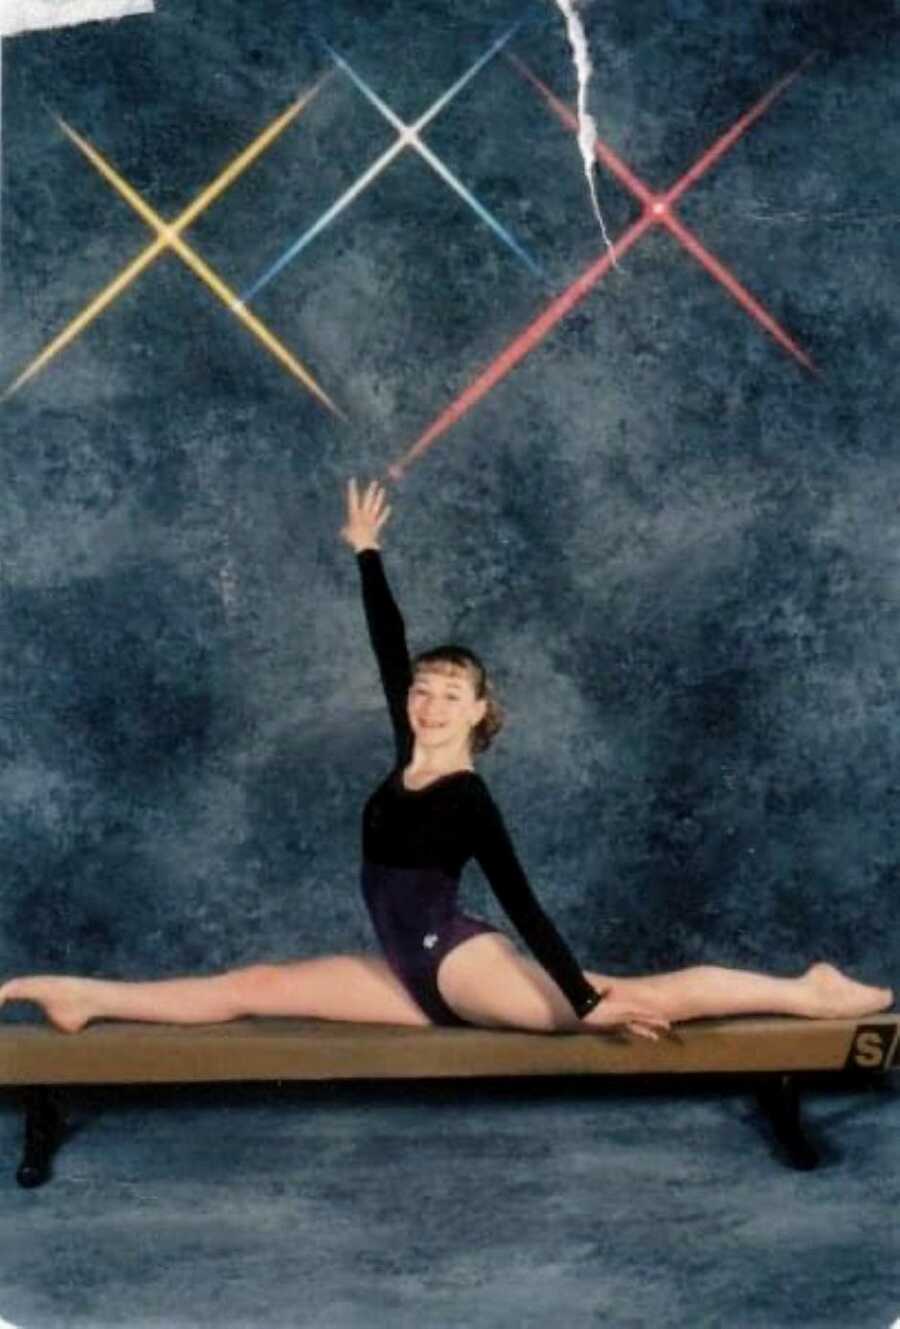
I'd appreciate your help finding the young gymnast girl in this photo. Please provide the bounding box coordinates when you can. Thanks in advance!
[0,479,892,1038]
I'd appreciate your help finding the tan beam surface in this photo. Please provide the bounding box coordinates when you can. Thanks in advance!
[1,1016,898,1086]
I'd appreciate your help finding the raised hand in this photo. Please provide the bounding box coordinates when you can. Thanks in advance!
[340,478,393,553]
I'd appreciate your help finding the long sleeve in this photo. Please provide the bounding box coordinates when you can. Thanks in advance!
[471,784,602,1019]
[356,549,413,766]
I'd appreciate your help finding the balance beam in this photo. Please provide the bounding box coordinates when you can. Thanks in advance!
[2,1015,897,1185]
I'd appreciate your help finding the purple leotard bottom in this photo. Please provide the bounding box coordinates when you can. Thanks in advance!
[361,862,501,1027]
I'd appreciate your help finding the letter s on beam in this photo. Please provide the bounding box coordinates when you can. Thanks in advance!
[845,1026,896,1071]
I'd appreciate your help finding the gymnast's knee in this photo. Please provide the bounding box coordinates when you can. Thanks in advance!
[219,964,284,1016]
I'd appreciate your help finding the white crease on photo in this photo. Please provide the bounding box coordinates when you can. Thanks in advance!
[1,0,155,37]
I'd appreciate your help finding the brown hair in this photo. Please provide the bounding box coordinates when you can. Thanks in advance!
[411,644,505,754]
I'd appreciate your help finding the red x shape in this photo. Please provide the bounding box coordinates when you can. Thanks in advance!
[389,54,816,480]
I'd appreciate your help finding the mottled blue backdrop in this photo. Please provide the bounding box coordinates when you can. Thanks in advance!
[1,0,898,999]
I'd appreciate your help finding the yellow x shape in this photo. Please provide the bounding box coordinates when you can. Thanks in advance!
[4,76,343,416]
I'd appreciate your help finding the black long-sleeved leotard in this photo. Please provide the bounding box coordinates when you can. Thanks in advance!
[356,547,602,1021]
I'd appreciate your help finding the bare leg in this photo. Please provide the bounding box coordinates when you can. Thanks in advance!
[437,937,894,1031]
[4,953,892,1037]
[0,956,432,1033]
[438,935,596,1031]
[597,962,894,1024]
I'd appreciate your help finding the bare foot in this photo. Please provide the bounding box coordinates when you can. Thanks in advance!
[801,963,894,1019]
[0,976,99,1033]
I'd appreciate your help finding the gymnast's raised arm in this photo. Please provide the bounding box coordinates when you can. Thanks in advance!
[340,477,412,766]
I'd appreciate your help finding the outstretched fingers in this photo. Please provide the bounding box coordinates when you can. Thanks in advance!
[625,1021,667,1042]
[584,997,671,1041]
[367,482,391,532]
[342,477,394,549]
[621,1010,671,1041]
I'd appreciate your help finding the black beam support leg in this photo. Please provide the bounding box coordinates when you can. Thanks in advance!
[756,1073,820,1171]
[17,1087,66,1189]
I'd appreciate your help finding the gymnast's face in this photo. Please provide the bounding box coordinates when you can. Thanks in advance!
[408,665,487,757]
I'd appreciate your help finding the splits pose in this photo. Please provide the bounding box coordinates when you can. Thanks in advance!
[0,480,893,1038]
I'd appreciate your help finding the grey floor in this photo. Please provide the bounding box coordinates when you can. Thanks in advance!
[0,1074,898,1329]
